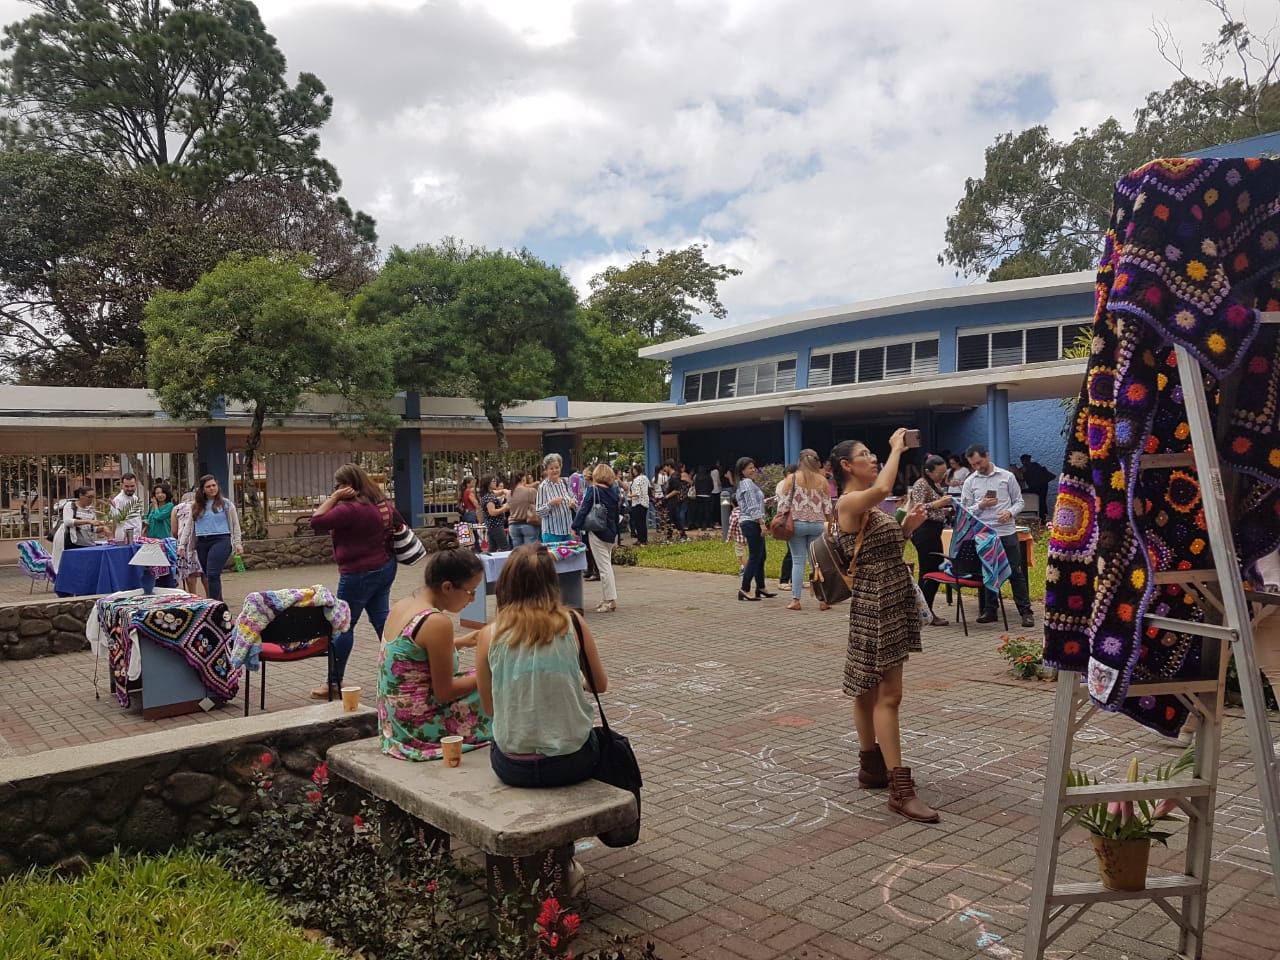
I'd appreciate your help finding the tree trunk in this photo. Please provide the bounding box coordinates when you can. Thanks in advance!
[486,408,508,452]
[241,402,267,536]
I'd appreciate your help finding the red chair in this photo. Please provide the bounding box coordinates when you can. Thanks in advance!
[923,542,1008,636]
[242,604,336,716]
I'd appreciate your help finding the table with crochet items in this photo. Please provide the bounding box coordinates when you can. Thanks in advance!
[87,589,239,720]
[459,544,588,628]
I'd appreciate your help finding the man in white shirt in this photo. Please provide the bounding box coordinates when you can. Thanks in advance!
[961,444,1033,628]
[111,473,144,540]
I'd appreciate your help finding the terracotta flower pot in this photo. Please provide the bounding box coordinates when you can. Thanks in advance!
[1090,836,1151,891]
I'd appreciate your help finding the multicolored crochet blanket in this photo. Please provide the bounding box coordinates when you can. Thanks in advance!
[230,585,351,671]
[947,504,1011,591]
[98,593,237,706]
[1045,157,1280,735]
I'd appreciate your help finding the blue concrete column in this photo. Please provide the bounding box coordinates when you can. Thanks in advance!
[987,384,1011,468]
[783,408,803,466]
[393,431,424,528]
[542,432,575,471]
[643,421,662,478]
[195,426,228,491]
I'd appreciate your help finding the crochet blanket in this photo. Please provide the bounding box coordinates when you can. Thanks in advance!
[231,585,351,671]
[946,504,1011,592]
[98,593,237,706]
[1044,157,1280,735]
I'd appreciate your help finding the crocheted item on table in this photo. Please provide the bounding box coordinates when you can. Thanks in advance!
[230,585,352,671]
[1044,157,1280,736]
[547,540,586,559]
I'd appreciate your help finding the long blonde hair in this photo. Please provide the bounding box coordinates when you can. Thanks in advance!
[786,448,828,494]
[491,545,571,647]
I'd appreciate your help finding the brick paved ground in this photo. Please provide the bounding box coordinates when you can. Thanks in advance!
[1,560,1276,959]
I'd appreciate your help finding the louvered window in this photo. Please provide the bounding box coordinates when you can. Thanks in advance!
[810,337,941,387]
[957,334,989,371]
[808,354,831,388]
[683,373,701,402]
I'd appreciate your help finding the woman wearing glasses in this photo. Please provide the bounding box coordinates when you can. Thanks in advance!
[378,531,493,761]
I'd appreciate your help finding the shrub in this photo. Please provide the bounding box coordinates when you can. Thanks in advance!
[998,633,1045,680]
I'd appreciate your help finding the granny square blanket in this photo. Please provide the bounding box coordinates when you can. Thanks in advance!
[1044,157,1280,735]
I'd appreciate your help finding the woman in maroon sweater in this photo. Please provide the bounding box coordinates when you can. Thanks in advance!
[309,464,398,698]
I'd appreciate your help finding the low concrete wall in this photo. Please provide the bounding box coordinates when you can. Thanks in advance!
[0,597,97,660]
[0,703,376,875]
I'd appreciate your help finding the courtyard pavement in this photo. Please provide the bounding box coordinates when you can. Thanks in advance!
[0,559,1276,959]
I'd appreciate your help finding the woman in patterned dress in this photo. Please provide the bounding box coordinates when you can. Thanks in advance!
[832,430,940,823]
[377,532,493,761]
[171,490,205,596]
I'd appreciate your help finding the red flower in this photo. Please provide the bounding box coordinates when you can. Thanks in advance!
[306,791,322,804]
[352,814,365,831]
[562,913,581,936]
[537,897,562,927]
[312,761,329,785]
[255,751,272,769]
[426,879,437,893]
[549,933,559,948]
[261,779,272,789]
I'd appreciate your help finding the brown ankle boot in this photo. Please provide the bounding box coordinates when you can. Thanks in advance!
[887,767,940,823]
[857,745,888,789]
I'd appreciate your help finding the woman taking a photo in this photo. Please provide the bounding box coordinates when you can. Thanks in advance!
[573,463,621,612]
[733,457,774,602]
[908,454,954,626]
[506,471,541,547]
[177,475,242,602]
[831,430,939,823]
[535,453,577,544]
[309,464,398,699]
[775,449,834,610]
[379,531,492,761]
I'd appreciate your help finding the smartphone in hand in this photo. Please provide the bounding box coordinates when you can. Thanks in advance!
[903,429,921,448]
[985,488,998,500]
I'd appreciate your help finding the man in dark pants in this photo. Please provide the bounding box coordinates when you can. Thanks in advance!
[961,444,1034,629]
[1018,454,1053,524]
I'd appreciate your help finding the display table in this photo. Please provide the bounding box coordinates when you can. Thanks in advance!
[55,543,143,596]
[460,547,588,628]
[87,589,238,719]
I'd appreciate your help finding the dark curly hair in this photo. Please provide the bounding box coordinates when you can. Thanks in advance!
[421,528,483,588]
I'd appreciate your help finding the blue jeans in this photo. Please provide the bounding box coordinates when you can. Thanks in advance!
[509,523,540,547]
[330,556,398,685]
[787,521,825,600]
[196,534,232,601]
[490,731,599,788]
[460,509,477,524]
[740,519,766,593]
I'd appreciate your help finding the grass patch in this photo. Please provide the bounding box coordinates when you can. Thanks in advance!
[0,850,335,960]
[633,530,1051,602]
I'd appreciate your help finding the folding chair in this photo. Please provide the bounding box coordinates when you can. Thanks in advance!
[922,538,1008,636]
[241,604,336,716]
[18,539,54,593]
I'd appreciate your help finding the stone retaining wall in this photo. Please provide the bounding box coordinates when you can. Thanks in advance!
[0,704,376,876]
[0,597,98,660]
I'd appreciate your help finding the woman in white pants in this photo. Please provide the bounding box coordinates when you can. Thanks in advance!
[573,463,621,612]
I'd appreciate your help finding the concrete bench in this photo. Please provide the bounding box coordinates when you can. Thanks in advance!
[327,738,637,902]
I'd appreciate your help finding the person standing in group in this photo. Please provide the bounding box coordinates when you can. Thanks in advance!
[535,453,578,544]
[507,471,541,548]
[733,457,774,601]
[1018,453,1053,524]
[628,465,650,545]
[458,477,480,524]
[775,465,796,591]
[908,455,955,626]
[111,472,144,541]
[171,489,205,595]
[719,466,735,540]
[144,482,175,539]
[574,463,621,612]
[961,444,1034,629]
[775,449,834,611]
[725,497,747,573]
[944,454,969,498]
[831,430,939,823]
[178,475,242,603]
[308,464,398,699]
[479,475,511,552]
[50,487,107,574]
[694,465,713,529]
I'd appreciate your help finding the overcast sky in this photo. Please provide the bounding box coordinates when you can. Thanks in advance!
[0,0,1246,328]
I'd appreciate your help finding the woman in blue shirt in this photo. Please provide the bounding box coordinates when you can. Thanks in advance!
[177,474,242,601]
[734,457,775,602]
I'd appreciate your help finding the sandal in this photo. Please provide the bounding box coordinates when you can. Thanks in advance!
[310,684,341,700]
[819,602,831,611]
[595,600,616,612]
[785,600,802,610]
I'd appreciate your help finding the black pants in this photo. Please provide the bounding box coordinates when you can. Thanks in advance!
[912,519,945,610]
[982,531,1032,616]
[778,545,793,583]
[629,505,649,544]
[739,519,766,593]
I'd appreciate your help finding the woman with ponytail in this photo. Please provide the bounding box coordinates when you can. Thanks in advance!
[830,430,939,823]
[377,530,493,761]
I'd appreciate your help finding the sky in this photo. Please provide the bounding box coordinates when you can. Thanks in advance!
[0,0,1249,329]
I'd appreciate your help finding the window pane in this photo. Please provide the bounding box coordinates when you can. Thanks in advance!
[776,358,797,391]
[914,339,939,375]
[808,353,831,388]
[737,364,757,396]
[884,343,912,378]
[831,350,857,385]
[1062,323,1089,356]
[683,373,700,402]
[1025,327,1059,363]
[859,346,884,382]
[990,330,1022,367]
[718,369,736,398]
[700,370,718,401]
[755,362,775,394]
[957,334,988,371]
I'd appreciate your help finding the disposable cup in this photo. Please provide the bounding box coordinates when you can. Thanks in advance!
[441,736,463,767]
[340,686,361,711]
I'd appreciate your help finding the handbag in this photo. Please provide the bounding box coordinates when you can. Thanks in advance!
[582,487,610,535]
[571,612,642,848]
[378,503,426,566]
[910,578,932,625]
[809,514,867,606]
[769,483,794,541]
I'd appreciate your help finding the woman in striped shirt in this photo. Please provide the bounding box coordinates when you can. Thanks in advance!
[535,453,578,543]
[734,457,776,602]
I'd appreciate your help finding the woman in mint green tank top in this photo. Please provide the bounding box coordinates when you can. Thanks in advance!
[377,533,493,761]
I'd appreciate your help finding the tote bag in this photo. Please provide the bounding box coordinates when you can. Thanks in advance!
[582,487,610,535]
[378,502,426,566]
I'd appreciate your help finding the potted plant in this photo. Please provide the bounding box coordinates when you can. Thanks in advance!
[96,502,134,543]
[997,634,1045,680]
[1066,749,1195,891]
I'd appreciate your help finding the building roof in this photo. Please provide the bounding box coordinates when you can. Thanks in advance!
[639,270,1096,361]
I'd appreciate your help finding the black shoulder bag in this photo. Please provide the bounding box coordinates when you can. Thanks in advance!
[570,611,642,847]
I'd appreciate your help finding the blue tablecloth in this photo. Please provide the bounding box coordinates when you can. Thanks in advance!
[56,544,143,596]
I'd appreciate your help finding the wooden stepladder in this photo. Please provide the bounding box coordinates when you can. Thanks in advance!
[1025,341,1280,960]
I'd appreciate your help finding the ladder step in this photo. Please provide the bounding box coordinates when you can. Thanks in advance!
[1151,569,1219,584]
[1050,873,1201,905]
[1062,779,1213,807]
[1140,453,1197,469]
[1125,680,1220,697]
[1143,615,1236,642]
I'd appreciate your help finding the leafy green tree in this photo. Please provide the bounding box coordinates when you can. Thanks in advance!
[354,241,580,451]
[586,244,740,342]
[144,253,391,532]
[569,307,668,403]
[941,1,1280,280]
